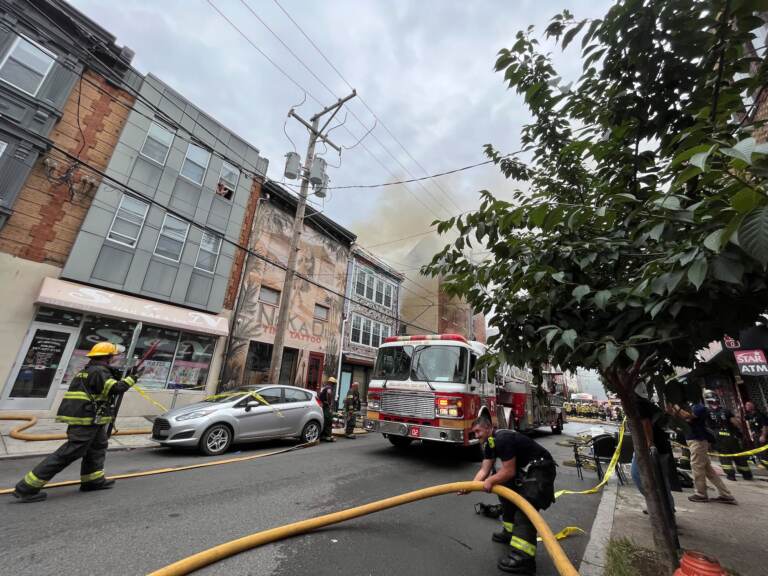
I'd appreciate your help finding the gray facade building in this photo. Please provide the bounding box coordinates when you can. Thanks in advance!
[0,0,138,229]
[338,246,404,401]
[62,74,268,314]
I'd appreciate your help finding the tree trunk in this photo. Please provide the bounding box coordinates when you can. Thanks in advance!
[605,370,678,572]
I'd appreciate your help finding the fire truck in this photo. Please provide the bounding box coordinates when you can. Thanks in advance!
[363,334,498,447]
[495,364,567,435]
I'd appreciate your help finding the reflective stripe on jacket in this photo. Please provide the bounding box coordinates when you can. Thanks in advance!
[56,364,135,426]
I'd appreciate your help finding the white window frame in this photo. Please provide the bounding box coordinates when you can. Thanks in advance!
[139,121,175,166]
[0,140,7,158]
[217,161,240,200]
[194,231,222,274]
[106,194,150,248]
[153,213,190,263]
[179,142,211,185]
[350,314,392,349]
[353,266,395,310]
[0,35,56,97]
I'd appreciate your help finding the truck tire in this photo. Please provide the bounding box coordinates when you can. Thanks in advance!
[551,415,563,435]
[387,435,413,448]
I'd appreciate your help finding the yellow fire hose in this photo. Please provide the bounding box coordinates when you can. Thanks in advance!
[0,441,315,495]
[146,481,580,576]
[1,413,151,441]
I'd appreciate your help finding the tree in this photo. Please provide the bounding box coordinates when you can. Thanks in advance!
[425,0,768,569]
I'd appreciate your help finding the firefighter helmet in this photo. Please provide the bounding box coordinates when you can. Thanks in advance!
[86,342,125,357]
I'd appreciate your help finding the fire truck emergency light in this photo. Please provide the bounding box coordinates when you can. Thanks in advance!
[383,334,469,344]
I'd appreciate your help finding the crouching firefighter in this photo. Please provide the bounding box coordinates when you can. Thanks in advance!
[463,414,557,575]
[12,342,143,503]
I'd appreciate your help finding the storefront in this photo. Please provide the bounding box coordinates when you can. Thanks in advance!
[0,277,228,416]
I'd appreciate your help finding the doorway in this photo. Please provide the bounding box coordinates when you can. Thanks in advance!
[306,352,324,391]
[278,347,299,385]
[0,323,80,410]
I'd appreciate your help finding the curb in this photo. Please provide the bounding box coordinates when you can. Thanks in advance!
[0,443,158,461]
[579,475,618,575]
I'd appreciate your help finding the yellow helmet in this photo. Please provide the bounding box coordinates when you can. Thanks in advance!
[86,342,125,357]
[327,377,338,384]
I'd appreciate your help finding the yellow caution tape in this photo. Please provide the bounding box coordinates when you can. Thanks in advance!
[555,418,626,499]
[539,526,586,542]
[672,439,768,458]
[130,384,169,413]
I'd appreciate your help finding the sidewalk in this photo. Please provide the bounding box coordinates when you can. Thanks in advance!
[602,465,768,575]
[0,416,156,459]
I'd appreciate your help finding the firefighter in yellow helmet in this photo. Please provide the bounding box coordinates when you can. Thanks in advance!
[12,342,143,503]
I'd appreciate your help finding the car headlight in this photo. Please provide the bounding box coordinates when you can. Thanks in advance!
[176,409,217,421]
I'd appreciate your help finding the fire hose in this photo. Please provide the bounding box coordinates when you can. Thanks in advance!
[145,481,581,576]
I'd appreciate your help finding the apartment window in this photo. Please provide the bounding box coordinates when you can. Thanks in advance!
[355,270,366,298]
[314,304,329,321]
[365,275,374,300]
[350,315,391,348]
[140,122,174,165]
[0,140,7,158]
[107,195,149,247]
[259,286,280,306]
[217,161,239,200]
[351,315,361,343]
[0,36,55,96]
[180,143,211,185]
[194,232,221,273]
[384,284,393,308]
[375,279,385,305]
[154,214,189,262]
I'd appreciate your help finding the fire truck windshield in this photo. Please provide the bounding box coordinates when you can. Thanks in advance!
[374,345,468,384]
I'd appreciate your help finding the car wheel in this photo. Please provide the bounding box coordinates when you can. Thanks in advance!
[300,420,321,443]
[388,435,413,448]
[200,424,232,456]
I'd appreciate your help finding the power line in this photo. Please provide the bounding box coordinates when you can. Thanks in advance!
[270,0,464,214]
[206,0,450,218]
[40,142,438,334]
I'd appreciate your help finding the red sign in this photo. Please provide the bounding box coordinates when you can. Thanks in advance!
[409,426,421,438]
[724,335,741,349]
[734,349,768,375]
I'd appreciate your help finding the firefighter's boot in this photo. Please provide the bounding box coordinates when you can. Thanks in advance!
[12,489,47,503]
[498,550,536,574]
[492,528,513,543]
[80,478,115,492]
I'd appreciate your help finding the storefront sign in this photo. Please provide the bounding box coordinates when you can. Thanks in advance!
[734,349,768,375]
[36,278,228,337]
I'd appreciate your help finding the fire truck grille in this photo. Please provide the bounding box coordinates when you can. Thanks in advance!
[381,393,435,419]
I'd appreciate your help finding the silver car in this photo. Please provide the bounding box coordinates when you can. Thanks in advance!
[151,385,325,455]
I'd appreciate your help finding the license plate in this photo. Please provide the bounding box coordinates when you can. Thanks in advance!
[409,426,420,438]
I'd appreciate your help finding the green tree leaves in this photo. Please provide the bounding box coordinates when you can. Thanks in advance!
[739,206,768,266]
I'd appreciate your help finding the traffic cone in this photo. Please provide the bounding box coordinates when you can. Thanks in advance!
[674,551,727,576]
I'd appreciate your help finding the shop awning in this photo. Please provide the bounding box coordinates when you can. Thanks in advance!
[36,277,229,337]
[343,352,375,367]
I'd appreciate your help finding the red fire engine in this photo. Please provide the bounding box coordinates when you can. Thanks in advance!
[495,364,566,434]
[364,334,497,447]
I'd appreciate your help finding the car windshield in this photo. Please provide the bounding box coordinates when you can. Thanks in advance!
[201,392,251,403]
[412,345,468,384]
[374,346,413,381]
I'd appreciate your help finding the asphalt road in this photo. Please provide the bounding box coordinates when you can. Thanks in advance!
[0,422,613,576]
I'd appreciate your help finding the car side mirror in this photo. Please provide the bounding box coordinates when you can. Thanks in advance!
[244,400,260,412]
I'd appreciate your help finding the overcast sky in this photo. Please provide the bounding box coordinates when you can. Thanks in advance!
[70,0,612,267]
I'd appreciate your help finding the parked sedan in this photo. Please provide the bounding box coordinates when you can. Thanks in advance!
[151,385,324,455]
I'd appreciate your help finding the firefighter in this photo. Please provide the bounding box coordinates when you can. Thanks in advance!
[318,376,336,442]
[462,414,556,574]
[708,398,752,480]
[11,342,142,503]
[344,381,361,439]
[744,401,768,470]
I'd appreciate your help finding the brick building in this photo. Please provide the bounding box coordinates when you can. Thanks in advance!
[0,1,269,417]
[0,0,140,412]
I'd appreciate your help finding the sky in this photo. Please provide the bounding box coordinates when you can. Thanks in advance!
[69,0,612,269]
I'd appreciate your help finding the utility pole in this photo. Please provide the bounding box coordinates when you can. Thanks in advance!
[268,91,356,384]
